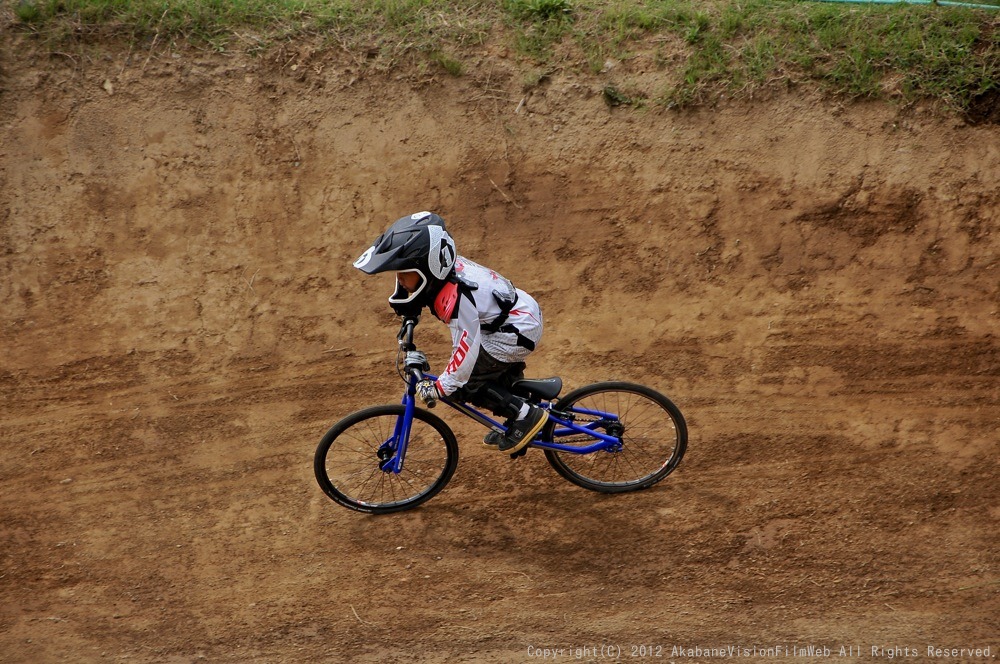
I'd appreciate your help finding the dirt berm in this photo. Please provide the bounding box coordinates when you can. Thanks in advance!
[1,33,998,663]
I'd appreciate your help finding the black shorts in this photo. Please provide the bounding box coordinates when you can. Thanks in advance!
[451,350,526,418]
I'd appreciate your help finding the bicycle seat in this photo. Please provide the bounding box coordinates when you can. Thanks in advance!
[511,377,562,400]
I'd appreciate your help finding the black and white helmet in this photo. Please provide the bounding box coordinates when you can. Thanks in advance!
[353,211,457,306]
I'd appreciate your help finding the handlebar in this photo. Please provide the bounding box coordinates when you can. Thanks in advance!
[396,316,436,407]
[397,316,418,352]
[397,316,428,380]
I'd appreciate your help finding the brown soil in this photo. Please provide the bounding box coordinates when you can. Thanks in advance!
[2,34,998,664]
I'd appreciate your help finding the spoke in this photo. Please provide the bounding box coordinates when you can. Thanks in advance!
[336,463,380,486]
[616,442,652,480]
[396,462,432,494]
[384,472,398,504]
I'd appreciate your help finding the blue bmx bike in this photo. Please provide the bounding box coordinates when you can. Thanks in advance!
[314,317,687,514]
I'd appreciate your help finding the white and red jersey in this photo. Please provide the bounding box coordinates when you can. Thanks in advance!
[430,257,543,396]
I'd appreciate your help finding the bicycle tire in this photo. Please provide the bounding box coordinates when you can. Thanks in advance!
[542,382,687,493]
[314,404,459,514]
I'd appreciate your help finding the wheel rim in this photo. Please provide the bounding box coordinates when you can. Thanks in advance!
[323,413,451,509]
[553,388,681,487]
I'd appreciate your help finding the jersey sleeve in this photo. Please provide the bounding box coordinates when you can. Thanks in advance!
[435,293,482,396]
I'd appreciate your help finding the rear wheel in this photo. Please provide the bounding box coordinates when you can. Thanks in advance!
[314,405,458,514]
[542,382,686,493]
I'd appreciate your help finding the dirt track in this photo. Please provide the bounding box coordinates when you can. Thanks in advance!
[2,35,998,663]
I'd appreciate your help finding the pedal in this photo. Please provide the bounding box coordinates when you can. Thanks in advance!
[509,446,529,460]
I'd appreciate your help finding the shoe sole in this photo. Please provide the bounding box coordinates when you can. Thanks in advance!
[498,413,548,455]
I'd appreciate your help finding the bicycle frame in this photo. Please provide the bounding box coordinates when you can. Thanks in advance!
[379,316,625,474]
[378,370,623,476]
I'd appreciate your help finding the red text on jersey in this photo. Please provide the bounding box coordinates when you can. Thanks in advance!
[446,330,471,374]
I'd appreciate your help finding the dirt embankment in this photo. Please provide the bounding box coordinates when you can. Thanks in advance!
[1,35,998,662]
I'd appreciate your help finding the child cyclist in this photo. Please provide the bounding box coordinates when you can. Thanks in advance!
[353,211,548,455]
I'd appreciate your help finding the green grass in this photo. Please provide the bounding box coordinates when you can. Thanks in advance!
[6,0,1000,114]
[10,0,499,61]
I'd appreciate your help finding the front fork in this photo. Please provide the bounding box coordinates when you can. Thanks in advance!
[378,379,420,474]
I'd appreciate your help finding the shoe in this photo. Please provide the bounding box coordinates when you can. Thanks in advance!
[482,430,505,449]
[497,405,548,454]
[483,429,528,459]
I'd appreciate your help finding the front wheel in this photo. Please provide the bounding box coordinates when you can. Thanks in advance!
[314,404,458,514]
[542,382,687,493]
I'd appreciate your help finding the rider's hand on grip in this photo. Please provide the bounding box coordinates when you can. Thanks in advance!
[415,380,440,408]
